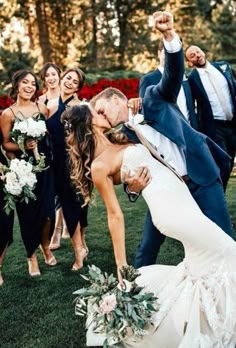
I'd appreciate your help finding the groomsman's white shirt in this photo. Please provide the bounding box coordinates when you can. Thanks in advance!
[196,62,233,121]
[133,35,187,176]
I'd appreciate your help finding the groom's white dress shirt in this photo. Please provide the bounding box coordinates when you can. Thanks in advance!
[131,35,188,176]
[158,66,190,123]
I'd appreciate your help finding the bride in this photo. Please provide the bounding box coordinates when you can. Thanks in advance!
[62,102,236,347]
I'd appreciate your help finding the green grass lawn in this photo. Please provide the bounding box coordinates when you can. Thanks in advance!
[0,178,235,348]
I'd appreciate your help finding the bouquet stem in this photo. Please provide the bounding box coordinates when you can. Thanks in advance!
[33,145,40,162]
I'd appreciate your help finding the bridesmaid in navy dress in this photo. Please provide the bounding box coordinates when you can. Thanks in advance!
[47,67,88,271]
[39,62,70,248]
[0,119,14,286]
[1,70,56,279]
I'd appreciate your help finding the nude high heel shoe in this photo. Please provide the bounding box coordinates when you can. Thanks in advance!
[40,246,57,266]
[49,227,62,250]
[82,237,89,259]
[72,247,87,271]
[61,226,70,239]
[27,255,41,277]
[0,265,3,286]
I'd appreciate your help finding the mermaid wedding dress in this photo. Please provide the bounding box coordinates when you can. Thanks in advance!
[86,144,236,347]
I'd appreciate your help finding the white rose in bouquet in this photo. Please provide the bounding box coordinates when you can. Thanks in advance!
[0,158,37,214]
[19,171,37,189]
[26,118,47,138]
[10,117,47,162]
[5,172,23,196]
[12,120,28,134]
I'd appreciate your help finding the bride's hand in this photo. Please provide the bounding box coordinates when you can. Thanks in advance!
[117,265,127,288]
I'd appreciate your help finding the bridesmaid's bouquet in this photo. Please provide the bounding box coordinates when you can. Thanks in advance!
[73,265,158,347]
[0,158,40,214]
[10,116,47,161]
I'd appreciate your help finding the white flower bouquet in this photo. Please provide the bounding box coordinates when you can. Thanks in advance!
[73,265,158,347]
[10,116,47,161]
[0,158,38,214]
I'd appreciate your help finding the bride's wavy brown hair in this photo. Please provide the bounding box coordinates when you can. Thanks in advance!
[61,104,95,206]
[62,104,130,205]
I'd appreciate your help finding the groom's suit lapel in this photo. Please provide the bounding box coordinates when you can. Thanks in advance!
[121,124,140,143]
[142,103,187,148]
[122,108,186,151]
[122,120,166,145]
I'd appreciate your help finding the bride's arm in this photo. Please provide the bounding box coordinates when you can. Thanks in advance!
[91,161,127,273]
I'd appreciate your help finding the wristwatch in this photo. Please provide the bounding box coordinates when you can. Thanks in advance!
[125,185,140,203]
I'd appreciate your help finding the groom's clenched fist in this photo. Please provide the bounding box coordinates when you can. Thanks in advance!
[153,11,175,41]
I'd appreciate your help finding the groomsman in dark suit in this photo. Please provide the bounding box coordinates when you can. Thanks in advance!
[139,41,199,131]
[186,45,236,190]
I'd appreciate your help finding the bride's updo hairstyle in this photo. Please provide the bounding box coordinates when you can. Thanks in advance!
[61,104,95,206]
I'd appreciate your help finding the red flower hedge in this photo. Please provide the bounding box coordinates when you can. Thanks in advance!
[0,77,140,114]
[0,95,13,112]
[79,77,139,100]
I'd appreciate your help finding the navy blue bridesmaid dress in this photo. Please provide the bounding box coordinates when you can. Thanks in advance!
[46,96,88,236]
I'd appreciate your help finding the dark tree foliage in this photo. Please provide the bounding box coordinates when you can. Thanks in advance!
[0,0,235,84]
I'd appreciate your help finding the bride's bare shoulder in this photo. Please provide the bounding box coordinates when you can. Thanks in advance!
[91,157,110,175]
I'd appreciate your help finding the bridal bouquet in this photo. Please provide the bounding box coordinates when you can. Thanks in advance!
[73,265,158,347]
[0,158,38,214]
[10,116,47,161]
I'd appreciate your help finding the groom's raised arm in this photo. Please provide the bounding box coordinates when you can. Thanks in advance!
[147,12,184,103]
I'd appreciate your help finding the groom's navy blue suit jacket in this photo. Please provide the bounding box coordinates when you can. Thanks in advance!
[122,48,231,186]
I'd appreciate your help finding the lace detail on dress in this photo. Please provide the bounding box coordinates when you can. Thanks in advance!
[144,260,236,348]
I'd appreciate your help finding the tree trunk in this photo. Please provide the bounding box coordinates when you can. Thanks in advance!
[91,0,98,67]
[35,0,52,63]
[115,0,128,69]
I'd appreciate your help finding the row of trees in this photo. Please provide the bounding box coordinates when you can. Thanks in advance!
[0,0,235,88]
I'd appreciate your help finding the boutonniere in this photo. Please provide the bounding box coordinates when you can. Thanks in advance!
[219,64,227,73]
[128,110,146,126]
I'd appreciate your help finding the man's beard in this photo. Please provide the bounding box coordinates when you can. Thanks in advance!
[195,58,206,68]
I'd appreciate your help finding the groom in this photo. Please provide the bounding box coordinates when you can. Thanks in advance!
[91,11,233,268]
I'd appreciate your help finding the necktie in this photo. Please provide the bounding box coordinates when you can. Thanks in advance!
[125,122,184,182]
[205,68,233,121]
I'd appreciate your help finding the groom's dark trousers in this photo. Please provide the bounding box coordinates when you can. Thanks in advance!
[121,46,233,268]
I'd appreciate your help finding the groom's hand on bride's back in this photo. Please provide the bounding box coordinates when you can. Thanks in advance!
[124,167,151,202]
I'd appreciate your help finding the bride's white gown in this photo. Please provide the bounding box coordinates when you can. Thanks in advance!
[86,144,236,348]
